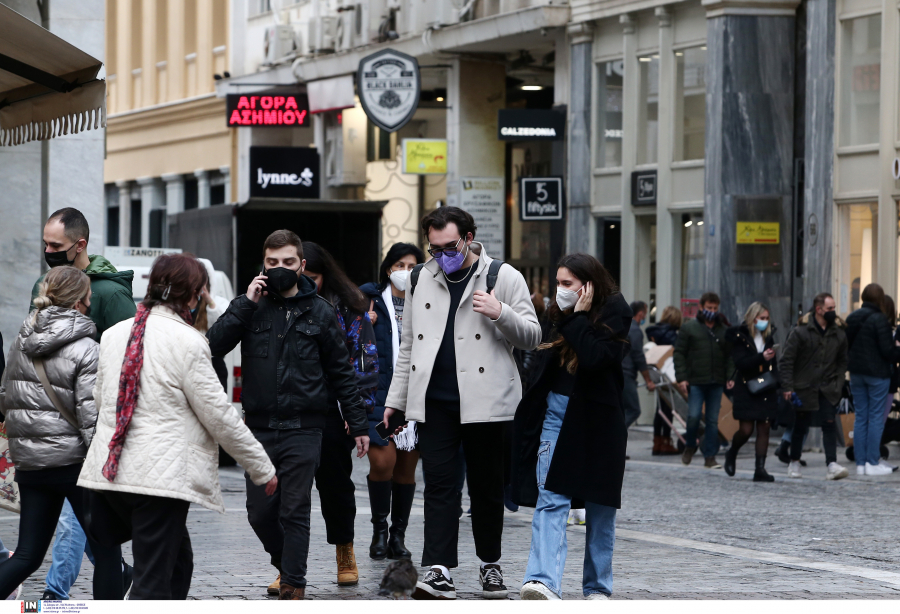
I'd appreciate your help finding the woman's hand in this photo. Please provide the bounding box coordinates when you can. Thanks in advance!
[265,475,278,496]
[726,380,735,390]
[200,287,211,303]
[574,282,593,313]
[763,348,775,361]
[344,421,350,435]
[368,310,378,325]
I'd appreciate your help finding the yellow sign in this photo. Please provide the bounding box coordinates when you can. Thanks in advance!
[736,222,780,244]
[403,139,447,175]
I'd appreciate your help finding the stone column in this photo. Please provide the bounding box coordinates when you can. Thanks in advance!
[566,22,594,255]
[137,177,156,247]
[617,14,639,303]
[219,165,232,203]
[162,173,185,247]
[116,180,132,247]
[655,7,678,314]
[703,0,800,330]
[801,0,835,308]
[195,169,211,209]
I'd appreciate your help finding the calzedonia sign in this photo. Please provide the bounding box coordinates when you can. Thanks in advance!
[249,146,320,199]
[227,93,309,127]
[498,109,565,141]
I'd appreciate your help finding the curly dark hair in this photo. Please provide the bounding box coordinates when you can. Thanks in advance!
[420,206,477,241]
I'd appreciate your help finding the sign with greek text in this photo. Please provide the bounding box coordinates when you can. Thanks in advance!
[402,139,447,174]
[736,222,780,244]
[250,147,320,199]
[460,177,505,258]
[520,177,564,221]
[227,93,309,127]
[357,49,420,133]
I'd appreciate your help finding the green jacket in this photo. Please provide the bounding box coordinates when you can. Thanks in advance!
[31,255,136,339]
[780,312,848,411]
[673,316,734,386]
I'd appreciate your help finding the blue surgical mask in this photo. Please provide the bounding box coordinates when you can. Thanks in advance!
[755,319,769,332]
[639,319,646,327]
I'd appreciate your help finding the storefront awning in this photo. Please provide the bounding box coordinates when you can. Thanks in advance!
[0,4,106,146]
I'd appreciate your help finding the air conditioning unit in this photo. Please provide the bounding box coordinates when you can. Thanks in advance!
[325,106,367,187]
[335,3,368,51]
[263,25,297,64]
[308,16,338,53]
[409,0,460,32]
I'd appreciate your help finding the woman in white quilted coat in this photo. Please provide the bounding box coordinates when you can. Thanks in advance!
[78,253,277,600]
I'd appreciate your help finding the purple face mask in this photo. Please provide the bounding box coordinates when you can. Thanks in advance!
[435,241,469,275]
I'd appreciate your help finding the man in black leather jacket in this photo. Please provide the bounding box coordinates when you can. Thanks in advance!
[208,230,370,600]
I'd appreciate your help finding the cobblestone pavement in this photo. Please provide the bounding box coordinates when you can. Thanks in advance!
[4,428,900,600]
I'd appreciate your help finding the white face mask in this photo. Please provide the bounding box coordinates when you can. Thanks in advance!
[390,270,410,292]
[556,286,582,311]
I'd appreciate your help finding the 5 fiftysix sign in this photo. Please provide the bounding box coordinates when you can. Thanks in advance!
[227,93,309,127]
[357,49,420,133]
[249,146,320,199]
[520,177,564,221]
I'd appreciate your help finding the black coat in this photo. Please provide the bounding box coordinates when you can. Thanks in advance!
[726,324,779,422]
[846,302,897,379]
[359,282,395,423]
[646,322,679,346]
[207,275,368,436]
[511,293,632,509]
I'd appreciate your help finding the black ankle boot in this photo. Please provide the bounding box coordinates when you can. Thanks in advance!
[387,482,415,560]
[724,444,739,477]
[367,477,391,559]
[753,455,775,482]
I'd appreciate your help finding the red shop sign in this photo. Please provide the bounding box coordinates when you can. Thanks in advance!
[226,93,310,127]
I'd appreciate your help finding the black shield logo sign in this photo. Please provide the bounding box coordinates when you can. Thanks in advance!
[357,49,421,133]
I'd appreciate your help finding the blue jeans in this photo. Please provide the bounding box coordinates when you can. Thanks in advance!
[0,537,8,560]
[523,392,616,598]
[44,500,94,599]
[685,384,724,458]
[850,374,891,466]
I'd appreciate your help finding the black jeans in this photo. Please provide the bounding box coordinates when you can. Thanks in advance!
[791,394,838,465]
[101,492,192,600]
[0,480,123,599]
[417,401,505,568]
[314,409,356,545]
[246,428,322,589]
[654,400,673,438]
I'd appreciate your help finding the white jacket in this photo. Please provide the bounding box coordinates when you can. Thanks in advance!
[384,243,541,424]
[78,306,276,512]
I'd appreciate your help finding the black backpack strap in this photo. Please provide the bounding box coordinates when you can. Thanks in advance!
[485,259,504,294]
[409,263,425,297]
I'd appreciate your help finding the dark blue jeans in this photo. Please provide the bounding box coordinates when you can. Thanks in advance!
[685,384,724,458]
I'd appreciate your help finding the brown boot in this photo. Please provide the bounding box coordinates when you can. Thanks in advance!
[267,573,281,596]
[279,584,305,600]
[652,436,662,455]
[657,438,680,455]
[336,542,359,586]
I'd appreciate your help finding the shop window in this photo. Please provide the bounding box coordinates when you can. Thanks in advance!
[596,60,624,168]
[130,200,142,247]
[637,55,659,165]
[680,213,705,313]
[838,204,876,315]
[107,207,120,247]
[149,209,166,248]
[674,46,706,161]
[839,14,881,146]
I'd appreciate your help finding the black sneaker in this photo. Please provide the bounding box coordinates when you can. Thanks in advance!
[41,590,62,601]
[412,568,456,600]
[122,560,134,599]
[479,564,508,599]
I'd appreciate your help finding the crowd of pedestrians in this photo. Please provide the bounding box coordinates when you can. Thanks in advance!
[0,204,895,601]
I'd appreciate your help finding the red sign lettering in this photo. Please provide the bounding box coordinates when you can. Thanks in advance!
[227,94,310,127]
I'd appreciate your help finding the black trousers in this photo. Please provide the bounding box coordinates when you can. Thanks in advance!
[791,394,838,465]
[654,400,673,438]
[417,401,505,568]
[246,428,321,589]
[101,492,192,600]
[314,409,356,545]
[0,480,123,600]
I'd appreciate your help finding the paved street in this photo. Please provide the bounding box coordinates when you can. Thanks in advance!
[4,428,900,600]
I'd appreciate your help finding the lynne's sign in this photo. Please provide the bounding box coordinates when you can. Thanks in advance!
[227,93,309,127]
[249,146,320,199]
[520,177,565,221]
[357,49,420,133]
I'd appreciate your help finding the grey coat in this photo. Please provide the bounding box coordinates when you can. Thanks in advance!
[0,307,99,471]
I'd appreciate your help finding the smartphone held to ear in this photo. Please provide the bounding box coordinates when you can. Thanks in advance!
[375,411,408,440]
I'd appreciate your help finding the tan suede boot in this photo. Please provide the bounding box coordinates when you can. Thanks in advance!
[336,542,359,586]
[279,584,305,600]
[267,574,281,596]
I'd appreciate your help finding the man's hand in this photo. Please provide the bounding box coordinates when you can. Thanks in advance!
[646,380,656,392]
[726,380,735,390]
[575,282,593,313]
[247,274,268,303]
[677,381,689,396]
[383,407,409,438]
[265,475,279,496]
[473,289,502,320]
[783,391,793,401]
[355,436,370,458]
[763,348,775,361]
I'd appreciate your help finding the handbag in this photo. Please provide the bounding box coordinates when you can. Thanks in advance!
[32,357,81,430]
[746,367,779,395]
[0,423,20,513]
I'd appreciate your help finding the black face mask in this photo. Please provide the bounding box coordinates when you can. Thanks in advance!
[45,243,77,268]
[264,267,300,293]
[83,305,92,319]
[823,310,837,326]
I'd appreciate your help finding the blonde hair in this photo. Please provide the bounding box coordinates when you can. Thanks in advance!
[743,301,771,339]
[660,306,683,328]
[32,267,91,324]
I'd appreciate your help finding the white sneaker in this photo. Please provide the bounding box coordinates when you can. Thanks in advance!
[857,465,865,475]
[878,460,898,472]
[520,581,561,600]
[865,462,894,476]
[571,509,586,525]
[787,461,802,478]
[826,462,849,481]
[586,593,610,600]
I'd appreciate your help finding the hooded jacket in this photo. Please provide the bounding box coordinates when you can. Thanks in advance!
[845,301,898,379]
[673,315,734,385]
[0,307,98,471]
[31,255,137,338]
[780,312,848,411]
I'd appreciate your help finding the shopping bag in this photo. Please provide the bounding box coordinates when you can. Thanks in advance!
[0,423,20,514]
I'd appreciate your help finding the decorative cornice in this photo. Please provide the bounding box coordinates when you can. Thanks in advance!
[136,176,158,186]
[702,0,801,18]
[655,6,672,27]
[620,13,636,35]
[567,21,595,45]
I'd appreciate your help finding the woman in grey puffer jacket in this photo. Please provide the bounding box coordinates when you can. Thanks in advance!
[0,266,123,599]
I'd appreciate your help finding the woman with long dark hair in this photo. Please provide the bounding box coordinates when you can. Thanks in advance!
[302,242,378,586]
[511,253,632,600]
[359,243,425,560]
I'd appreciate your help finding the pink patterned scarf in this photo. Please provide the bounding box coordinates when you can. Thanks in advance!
[102,304,192,482]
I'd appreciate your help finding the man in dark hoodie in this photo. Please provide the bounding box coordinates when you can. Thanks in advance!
[32,207,136,600]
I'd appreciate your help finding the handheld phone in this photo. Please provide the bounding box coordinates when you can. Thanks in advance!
[375,411,408,440]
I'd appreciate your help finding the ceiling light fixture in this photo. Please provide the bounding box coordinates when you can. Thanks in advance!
[675,52,684,57]
[521,85,543,91]
[685,220,693,228]
[701,46,707,50]
[697,220,704,226]
[436,96,444,102]
[639,57,652,62]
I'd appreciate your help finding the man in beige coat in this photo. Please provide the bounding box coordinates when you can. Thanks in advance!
[384,207,541,600]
